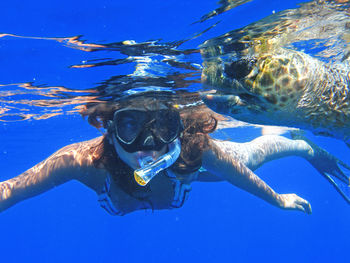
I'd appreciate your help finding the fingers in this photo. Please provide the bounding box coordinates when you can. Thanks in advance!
[295,198,312,214]
[280,193,312,214]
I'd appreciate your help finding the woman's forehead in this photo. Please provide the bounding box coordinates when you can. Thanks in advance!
[118,97,171,111]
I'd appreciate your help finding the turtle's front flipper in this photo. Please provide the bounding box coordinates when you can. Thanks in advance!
[346,140,350,150]
[291,131,350,204]
[201,93,244,117]
[321,163,350,205]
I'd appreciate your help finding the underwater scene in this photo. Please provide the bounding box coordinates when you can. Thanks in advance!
[1,0,350,262]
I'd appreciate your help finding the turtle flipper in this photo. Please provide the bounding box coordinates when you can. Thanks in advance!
[305,147,350,205]
[323,168,350,205]
[291,130,350,204]
[346,140,350,150]
[309,150,350,204]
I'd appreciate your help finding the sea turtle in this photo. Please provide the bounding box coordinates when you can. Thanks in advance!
[200,0,350,144]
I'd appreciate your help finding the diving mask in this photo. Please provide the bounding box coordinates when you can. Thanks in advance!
[111,108,183,153]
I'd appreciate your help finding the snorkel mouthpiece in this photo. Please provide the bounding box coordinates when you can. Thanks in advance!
[134,139,181,186]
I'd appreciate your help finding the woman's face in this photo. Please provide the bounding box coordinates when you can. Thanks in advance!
[112,136,167,169]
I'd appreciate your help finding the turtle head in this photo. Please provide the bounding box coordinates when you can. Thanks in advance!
[201,56,261,99]
[201,57,268,121]
[201,52,304,125]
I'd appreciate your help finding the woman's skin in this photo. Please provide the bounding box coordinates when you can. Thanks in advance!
[1,130,348,215]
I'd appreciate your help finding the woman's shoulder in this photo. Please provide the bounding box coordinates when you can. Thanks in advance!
[49,136,107,170]
[57,136,105,153]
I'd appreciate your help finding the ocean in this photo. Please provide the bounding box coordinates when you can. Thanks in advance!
[0,0,349,262]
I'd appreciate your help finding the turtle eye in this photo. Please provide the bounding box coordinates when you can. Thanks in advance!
[224,58,256,80]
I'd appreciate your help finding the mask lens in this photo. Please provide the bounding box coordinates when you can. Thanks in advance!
[156,110,181,143]
[115,110,147,144]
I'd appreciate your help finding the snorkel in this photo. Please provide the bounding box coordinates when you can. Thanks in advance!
[134,138,181,186]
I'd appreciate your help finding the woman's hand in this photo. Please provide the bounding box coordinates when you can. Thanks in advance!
[279,193,312,214]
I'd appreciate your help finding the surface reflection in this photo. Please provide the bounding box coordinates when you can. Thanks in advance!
[1,0,349,123]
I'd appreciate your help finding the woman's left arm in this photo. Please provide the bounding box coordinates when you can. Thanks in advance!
[201,139,312,213]
[211,134,350,204]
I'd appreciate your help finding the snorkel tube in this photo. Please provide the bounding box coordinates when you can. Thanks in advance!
[134,139,181,186]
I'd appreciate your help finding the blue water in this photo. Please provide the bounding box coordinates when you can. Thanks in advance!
[1,0,350,262]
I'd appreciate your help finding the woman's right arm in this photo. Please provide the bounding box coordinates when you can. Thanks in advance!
[0,136,108,212]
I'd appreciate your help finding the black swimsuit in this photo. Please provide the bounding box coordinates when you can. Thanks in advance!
[98,170,194,216]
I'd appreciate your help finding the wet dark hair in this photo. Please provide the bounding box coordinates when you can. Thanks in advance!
[81,92,220,176]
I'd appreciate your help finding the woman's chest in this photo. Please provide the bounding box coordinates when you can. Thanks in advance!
[98,171,194,215]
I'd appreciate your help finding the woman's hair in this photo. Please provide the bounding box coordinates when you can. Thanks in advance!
[173,103,218,173]
[81,92,221,174]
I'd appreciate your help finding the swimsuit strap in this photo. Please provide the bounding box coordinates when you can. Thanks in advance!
[98,175,125,216]
[167,170,194,208]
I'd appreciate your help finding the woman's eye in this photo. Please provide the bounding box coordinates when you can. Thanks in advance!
[121,117,137,128]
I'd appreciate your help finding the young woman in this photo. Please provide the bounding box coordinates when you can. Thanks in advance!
[0,93,348,215]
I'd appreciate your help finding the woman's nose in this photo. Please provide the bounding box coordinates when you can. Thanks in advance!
[143,135,155,147]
